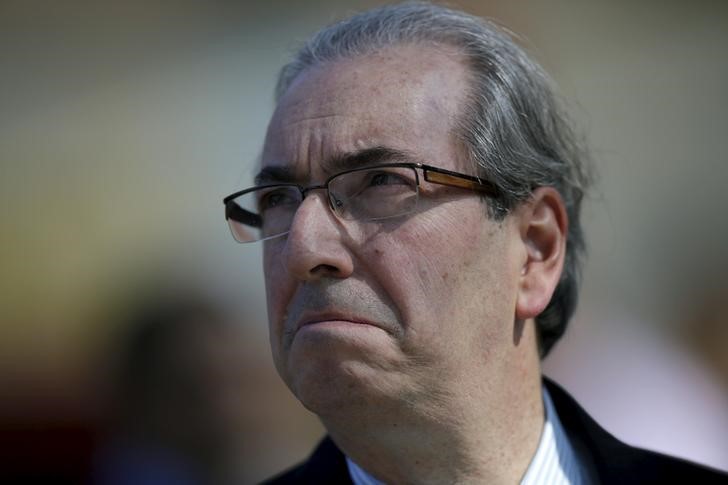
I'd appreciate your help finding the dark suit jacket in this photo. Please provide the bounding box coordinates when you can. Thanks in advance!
[263,378,727,484]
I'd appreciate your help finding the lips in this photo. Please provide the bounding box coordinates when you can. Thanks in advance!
[296,311,381,331]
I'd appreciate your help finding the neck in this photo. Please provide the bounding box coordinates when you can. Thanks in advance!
[319,322,544,484]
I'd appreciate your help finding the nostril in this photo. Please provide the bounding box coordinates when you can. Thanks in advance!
[310,263,341,276]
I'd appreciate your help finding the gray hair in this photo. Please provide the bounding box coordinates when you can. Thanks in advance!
[274,2,593,357]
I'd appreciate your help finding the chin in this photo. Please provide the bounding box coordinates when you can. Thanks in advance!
[286,355,392,416]
[275,325,404,413]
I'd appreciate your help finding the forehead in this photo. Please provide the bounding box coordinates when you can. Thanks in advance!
[261,43,470,181]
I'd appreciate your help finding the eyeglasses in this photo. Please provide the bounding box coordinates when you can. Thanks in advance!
[223,162,499,243]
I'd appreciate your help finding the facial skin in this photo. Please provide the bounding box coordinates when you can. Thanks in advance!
[260,43,567,483]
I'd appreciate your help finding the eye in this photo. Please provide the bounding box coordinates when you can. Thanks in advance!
[258,188,299,212]
[368,171,409,187]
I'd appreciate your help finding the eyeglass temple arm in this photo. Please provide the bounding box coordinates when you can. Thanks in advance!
[423,168,499,197]
[225,202,263,228]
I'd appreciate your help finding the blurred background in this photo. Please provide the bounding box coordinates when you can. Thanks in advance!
[1,0,727,482]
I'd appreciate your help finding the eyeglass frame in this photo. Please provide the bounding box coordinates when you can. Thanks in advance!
[223,162,500,242]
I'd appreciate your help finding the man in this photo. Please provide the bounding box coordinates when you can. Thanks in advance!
[224,3,726,483]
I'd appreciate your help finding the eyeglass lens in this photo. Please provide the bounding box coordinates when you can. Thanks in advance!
[226,165,419,243]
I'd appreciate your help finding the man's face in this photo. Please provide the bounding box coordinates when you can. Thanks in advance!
[260,44,526,415]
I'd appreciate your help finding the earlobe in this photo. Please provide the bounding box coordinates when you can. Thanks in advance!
[514,187,568,320]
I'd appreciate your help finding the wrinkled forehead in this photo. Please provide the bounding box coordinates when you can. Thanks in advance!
[260,44,471,183]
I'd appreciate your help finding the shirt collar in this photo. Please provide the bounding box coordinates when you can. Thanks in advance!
[520,385,587,484]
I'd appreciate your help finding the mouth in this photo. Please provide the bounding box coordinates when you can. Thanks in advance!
[297,312,381,331]
[280,284,402,344]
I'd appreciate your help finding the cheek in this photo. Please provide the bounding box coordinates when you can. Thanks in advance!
[366,203,517,359]
[404,205,492,288]
[368,205,490,319]
[262,243,290,345]
[263,241,304,386]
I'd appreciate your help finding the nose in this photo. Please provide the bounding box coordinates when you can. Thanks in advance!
[280,191,354,281]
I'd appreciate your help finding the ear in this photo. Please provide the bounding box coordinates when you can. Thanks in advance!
[514,187,568,320]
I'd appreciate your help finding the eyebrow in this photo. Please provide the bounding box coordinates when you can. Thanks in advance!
[254,146,421,185]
